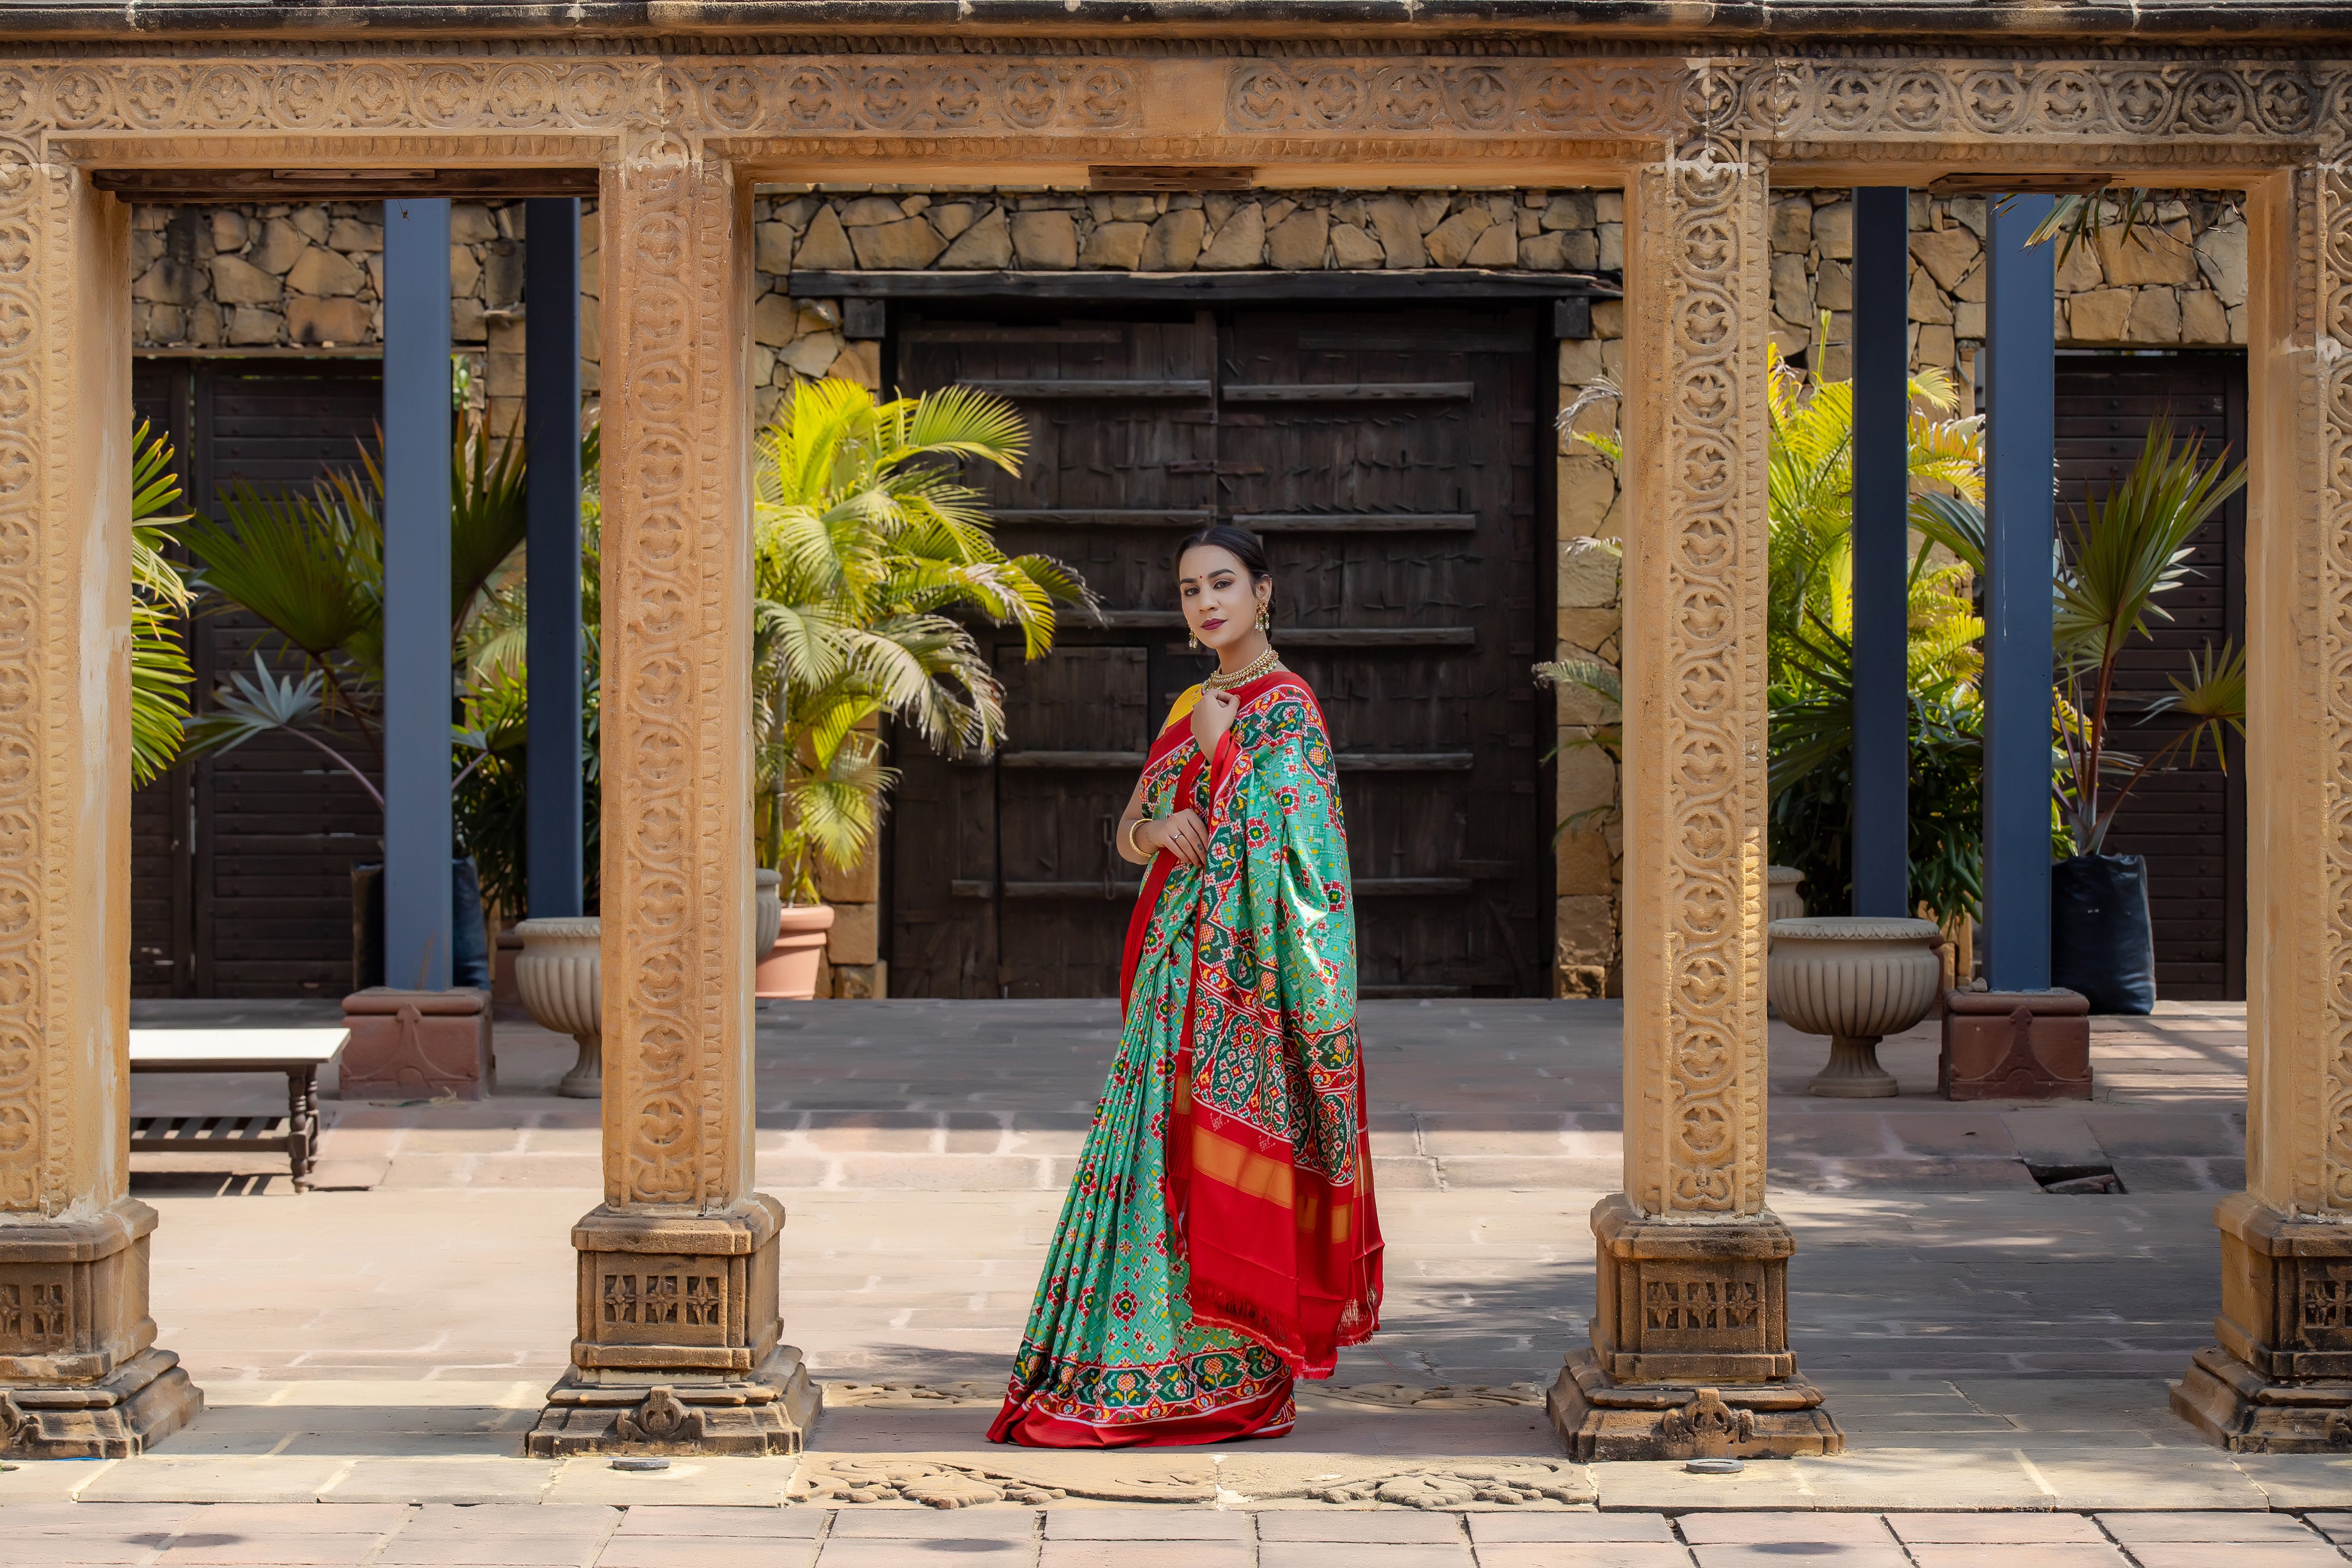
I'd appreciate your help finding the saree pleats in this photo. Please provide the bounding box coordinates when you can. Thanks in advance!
[992,673,1381,1447]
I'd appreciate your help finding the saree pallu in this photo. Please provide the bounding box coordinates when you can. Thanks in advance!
[990,671,1382,1448]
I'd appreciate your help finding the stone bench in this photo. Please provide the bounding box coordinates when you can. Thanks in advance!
[128,1028,350,1185]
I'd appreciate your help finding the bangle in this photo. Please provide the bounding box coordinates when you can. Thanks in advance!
[1123,816,1150,859]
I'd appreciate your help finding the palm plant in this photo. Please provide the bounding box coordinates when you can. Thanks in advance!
[751,377,1088,904]
[2050,422,2246,854]
[131,420,197,788]
[1547,347,1991,923]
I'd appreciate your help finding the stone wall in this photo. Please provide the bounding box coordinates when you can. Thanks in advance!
[129,185,2247,1000]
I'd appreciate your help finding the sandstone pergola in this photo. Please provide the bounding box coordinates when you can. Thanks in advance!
[1,3,2347,1460]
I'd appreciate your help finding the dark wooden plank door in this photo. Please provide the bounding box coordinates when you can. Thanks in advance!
[131,358,387,999]
[2054,349,2246,1001]
[890,305,1544,998]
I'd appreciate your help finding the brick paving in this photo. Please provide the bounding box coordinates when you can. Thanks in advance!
[9,1504,2352,1565]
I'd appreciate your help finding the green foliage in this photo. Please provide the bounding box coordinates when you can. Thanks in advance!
[451,430,603,918]
[176,408,595,918]
[131,420,196,789]
[751,377,1088,904]
[1745,345,1990,923]
[2049,419,2247,854]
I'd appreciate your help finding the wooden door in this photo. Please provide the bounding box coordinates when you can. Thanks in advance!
[890,305,1544,998]
[132,358,387,998]
[2053,349,2246,1000]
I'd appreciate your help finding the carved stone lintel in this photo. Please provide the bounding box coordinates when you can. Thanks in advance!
[1548,1196,1839,1460]
[2172,1194,2352,1450]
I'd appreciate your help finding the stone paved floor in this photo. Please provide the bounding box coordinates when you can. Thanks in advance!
[1,997,2310,1531]
[14,1506,2352,1565]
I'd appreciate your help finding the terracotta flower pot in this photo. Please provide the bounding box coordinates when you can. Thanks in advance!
[757,904,836,1000]
[1767,916,1942,1099]
[755,868,784,965]
[513,916,602,1099]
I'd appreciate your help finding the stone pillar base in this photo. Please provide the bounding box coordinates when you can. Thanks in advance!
[526,1345,820,1457]
[1548,1349,1839,1460]
[525,1195,818,1456]
[2173,1193,2352,1451]
[0,1198,203,1458]
[2,1346,202,1458]
[1547,1195,1841,1460]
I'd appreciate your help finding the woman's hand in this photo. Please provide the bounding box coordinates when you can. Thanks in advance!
[1190,687,1240,755]
[1139,808,1211,866]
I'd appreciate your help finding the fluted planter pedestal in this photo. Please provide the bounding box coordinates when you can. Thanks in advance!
[1767,917,1942,1099]
[754,869,783,966]
[514,917,603,1099]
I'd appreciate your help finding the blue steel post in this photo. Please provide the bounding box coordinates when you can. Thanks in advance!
[524,198,584,920]
[1982,193,2057,990]
[1850,187,1911,917]
[382,198,454,991]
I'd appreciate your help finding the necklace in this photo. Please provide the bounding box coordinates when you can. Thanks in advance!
[1203,644,1282,693]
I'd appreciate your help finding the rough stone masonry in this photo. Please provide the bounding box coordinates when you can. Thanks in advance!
[128,185,2247,999]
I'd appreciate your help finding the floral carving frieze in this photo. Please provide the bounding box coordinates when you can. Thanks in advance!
[0,57,1137,136]
[1225,58,2332,146]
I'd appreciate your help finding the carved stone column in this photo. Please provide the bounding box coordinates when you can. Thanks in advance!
[0,143,200,1457]
[527,136,815,1456]
[2175,162,2352,1451]
[1547,147,1838,1461]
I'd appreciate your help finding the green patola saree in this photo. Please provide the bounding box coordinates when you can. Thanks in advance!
[989,668,1383,1448]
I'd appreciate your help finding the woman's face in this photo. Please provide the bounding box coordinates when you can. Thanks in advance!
[1177,544,1271,655]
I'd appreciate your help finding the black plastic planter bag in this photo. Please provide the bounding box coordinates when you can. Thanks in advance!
[2050,852,2156,1015]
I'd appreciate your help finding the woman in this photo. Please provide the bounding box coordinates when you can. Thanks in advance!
[988,525,1383,1448]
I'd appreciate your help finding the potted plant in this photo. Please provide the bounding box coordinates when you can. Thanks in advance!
[2044,420,2246,1014]
[746,377,1086,999]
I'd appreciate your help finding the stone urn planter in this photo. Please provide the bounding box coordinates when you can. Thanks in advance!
[757,905,836,1000]
[513,916,603,1099]
[1767,866,1806,925]
[755,868,784,966]
[1767,916,1942,1099]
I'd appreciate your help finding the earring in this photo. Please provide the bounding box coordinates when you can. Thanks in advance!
[1188,631,1200,650]
[1255,607,1270,632]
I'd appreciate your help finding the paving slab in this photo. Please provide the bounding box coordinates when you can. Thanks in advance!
[320,1456,556,1504]
[1469,1514,1678,1543]
[1904,1549,2129,1568]
[609,1504,823,1535]
[2034,1456,2276,1511]
[1043,1508,1252,1539]
[1257,1511,1470,1542]
[2122,1548,2347,1568]
[824,1507,1041,1538]
[1685,1549,1909,1568]
[1885,1513,2108,1543]
[1473,1548,1695,1568]
[817,1541,1033,1566]
[1258,1545,1472,1568]
[1037,1545,1251,1568]
[0,1460,119,1503]
[544,1458,800,1507]
[75,1457,358,1506]
[1676,1514,1899,1546]
[2096,1512,2325,1542]
[596,1541,821,1568]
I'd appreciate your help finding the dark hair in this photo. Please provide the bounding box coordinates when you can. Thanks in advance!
[1174,524,1274,635]
[1174,523,1270,580]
